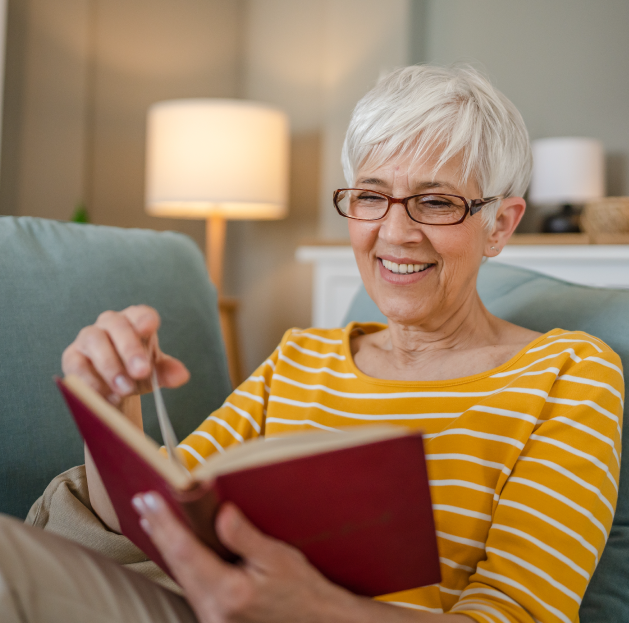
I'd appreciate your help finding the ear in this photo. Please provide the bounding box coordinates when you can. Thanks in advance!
[484,197,526,257]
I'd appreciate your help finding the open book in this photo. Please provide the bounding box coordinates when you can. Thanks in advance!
[57,375,441,597]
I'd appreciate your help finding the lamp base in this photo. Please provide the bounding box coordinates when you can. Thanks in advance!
[541,204,581,234]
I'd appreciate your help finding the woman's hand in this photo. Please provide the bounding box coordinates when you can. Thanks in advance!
[62,305,190,405]
[65,306,190,533]
[133,493,369,623]
[133,493,472,623]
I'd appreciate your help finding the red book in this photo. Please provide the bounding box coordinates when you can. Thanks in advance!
[57,375,441,597]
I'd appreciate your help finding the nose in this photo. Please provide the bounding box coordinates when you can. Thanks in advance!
[378,200,424,245]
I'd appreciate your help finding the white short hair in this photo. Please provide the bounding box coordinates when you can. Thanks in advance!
[341,64,533,227]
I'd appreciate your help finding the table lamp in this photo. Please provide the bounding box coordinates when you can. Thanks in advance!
[529,137,604,233]
[145,99,290,383]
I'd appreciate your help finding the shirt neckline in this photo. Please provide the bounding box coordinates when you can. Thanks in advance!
[340,322,560,388]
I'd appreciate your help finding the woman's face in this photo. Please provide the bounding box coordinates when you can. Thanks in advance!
[348,151,500,329]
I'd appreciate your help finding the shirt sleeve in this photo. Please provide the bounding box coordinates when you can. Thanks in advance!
[174,341,282,470]
[450,351,624,623]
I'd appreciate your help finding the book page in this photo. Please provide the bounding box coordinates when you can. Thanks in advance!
[62,375,193,490]
[192,425,407,481]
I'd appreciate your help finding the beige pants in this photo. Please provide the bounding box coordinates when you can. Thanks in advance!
[0,513,198,623]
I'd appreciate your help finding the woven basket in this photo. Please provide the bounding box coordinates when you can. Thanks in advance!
[581,197,629,240]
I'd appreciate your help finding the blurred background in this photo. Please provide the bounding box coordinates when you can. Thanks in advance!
[0,0,628,375]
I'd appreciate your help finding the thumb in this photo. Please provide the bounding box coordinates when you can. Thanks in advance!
[216,503,279,566]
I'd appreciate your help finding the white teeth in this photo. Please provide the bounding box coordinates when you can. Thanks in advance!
[381,259,431,274]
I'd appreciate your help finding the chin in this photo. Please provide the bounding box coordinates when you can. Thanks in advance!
[376,297,430,326]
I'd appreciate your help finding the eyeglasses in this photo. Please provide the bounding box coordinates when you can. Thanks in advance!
[333,189,503,226]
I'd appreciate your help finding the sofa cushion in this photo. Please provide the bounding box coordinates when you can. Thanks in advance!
[0,217,232,519]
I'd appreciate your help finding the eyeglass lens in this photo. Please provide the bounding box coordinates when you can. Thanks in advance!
[336,190,467,224]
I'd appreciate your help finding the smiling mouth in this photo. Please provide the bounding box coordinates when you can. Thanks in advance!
[380,258,434,274]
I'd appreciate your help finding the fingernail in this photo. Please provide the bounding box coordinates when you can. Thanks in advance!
[114,375,134,394]
[132,495,145,514]
[130,356,149,376]
[143,492,161,511]
[139,517,152,534]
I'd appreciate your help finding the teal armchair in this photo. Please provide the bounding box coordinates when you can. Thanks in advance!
[344,262,629,623]
[0,216,233,519]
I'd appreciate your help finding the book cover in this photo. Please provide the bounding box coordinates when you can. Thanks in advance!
[57,377,441,596]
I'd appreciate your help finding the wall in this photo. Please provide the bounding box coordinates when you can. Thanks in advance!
[88,0,243,249]
[0,0,243,249]
[419,0,629,230]
[0,0,91,220]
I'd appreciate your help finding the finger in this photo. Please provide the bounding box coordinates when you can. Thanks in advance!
[62,347,119,403]
[215,503,283,567]
[120,306,189,388]
[94,310,151,380]
[132,492,231,593]
[155,354,190,389]
[73,326,134,398]
[121,305,161,340]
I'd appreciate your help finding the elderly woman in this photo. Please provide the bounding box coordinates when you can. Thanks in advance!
[0,65,623,623]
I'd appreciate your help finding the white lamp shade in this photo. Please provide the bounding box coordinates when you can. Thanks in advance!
[145,99,290,219]
[529,137,604,205]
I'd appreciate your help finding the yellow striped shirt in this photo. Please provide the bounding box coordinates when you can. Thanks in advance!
[177,323,624,623]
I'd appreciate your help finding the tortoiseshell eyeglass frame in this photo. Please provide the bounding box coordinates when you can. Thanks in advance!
[333,189,504,226]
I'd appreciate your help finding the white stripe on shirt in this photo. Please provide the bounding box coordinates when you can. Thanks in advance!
[190,431,225,454]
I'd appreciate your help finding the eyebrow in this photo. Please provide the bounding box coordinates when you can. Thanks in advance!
[356,178,461,194]
[357,177,386,185]
[415,180,460,193]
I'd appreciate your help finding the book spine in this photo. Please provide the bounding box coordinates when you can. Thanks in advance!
[172,480,237,562]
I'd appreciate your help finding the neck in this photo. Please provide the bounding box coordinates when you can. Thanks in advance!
[383,288,499,365]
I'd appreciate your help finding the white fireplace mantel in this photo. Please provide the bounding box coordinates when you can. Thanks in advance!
[296,244,629,328]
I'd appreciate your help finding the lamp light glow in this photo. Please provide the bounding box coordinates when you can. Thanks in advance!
[145,99,289,219]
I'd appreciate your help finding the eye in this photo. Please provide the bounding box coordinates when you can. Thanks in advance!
[357,193,386,202]
[420,197,456,209]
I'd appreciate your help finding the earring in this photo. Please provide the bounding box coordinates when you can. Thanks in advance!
[490,246,498,252]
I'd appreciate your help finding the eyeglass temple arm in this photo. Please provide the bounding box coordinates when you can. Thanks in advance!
[470,196,504,216]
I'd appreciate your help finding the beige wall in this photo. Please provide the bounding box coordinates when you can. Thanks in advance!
[0,0,91,220]
[0,0,243,248]
[88,0,243,250]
